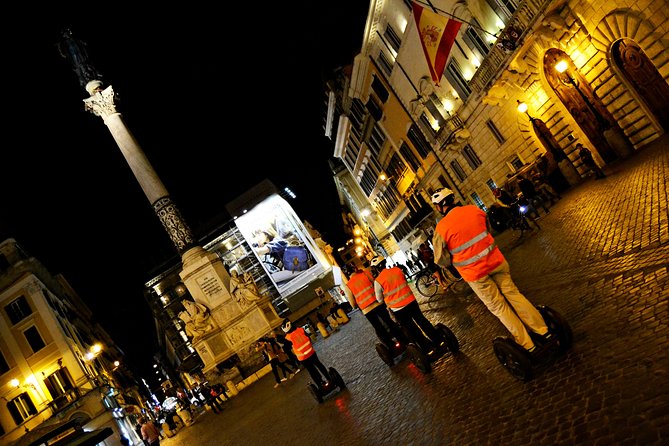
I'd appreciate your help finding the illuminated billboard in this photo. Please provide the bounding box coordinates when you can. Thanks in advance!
[234,194,330,297]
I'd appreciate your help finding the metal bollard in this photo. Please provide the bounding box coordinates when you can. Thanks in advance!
[337,308,350,323]
[317,322,330,338]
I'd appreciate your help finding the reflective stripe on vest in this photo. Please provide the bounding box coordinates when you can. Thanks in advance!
[348,272,376,309]
[449,230,488,253]
[378,268,415,309]
[451,241,497,267]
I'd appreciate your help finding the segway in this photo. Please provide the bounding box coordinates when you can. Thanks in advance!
[375,339,407,367]
[307,366,346,404]
[377,323,460,374]
[493,305,572,382]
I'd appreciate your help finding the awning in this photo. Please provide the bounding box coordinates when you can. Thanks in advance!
[57,427,113,446]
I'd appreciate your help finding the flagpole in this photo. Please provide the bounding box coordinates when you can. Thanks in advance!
[413,0,499,39]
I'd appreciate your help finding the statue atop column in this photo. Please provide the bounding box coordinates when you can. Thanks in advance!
[57,28,103,90]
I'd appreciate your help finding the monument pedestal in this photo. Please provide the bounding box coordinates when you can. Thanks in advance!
[180,246,281,373]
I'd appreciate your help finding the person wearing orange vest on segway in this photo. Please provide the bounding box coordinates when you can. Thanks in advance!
[430,187,550,354]
[341,265,409,350]
[370,256,444,356]
[282,319,331,387]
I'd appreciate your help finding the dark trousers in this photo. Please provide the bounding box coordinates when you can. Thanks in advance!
[207,397,223,413]
[270,358,294,383]
[365,304,408,347]
[392,300,441,352]
[301,353,330,386]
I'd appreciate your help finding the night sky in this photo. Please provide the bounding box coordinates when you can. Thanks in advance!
[2,3,369,379]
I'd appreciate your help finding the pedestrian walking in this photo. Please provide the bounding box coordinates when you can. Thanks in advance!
[203,383,225,413]
[272,330,301,371]
[430,188,550,354]
[577,143,606,179]
[256,337,295,388]
[139,417,161,446]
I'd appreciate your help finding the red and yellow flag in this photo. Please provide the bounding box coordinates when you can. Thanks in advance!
[412,2,462,85]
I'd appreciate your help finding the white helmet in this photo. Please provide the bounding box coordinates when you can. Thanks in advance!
[431,187,454,205]
[370,256,385,267]
[281,319,292,333]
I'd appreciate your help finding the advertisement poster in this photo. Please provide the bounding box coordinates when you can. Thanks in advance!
[235,194,328,296]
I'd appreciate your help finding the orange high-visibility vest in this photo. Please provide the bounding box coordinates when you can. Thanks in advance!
[376,267,415,310]
[434,205,505,282]
[347,270,376,310]
[285,327,314,361]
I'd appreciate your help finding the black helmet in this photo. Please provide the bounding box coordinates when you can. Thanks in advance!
[281,318,292,333]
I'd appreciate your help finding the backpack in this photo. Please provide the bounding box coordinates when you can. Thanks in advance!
[283,245,310,272]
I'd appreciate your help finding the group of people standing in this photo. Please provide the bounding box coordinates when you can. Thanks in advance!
[255,331,301,388]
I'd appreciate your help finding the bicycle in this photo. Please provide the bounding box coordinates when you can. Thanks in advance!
[413,265,469,298]
[509,194,540,240]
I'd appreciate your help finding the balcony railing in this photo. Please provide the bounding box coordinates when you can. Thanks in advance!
[468,0,554,94]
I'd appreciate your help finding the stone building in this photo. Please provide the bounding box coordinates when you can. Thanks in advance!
[326,0,667,259]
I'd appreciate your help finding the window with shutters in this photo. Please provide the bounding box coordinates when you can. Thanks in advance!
[486,119,506,144]
[463,18,491,60]
[445,59,471,101]
[399,142,421,172]
[377,51,393,77]
[384,23,402,52]
[5,296,32,325]
[8,392,37,425]
[462,144,482,169]
[407,124,432,158]
[24,326,46,353]
[451,160,467,181]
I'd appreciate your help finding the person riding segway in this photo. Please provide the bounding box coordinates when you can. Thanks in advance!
[370,256,459,374]
[341,264,409,366]
[281,318,345,402]
[430,187,572,381]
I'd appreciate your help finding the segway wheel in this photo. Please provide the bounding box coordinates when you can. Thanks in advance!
[308,382,323,403]
[376,342,395,366]
[493,337,534,382]
[406,343,431,374]
[328,367,346,390]
[436,323,460,354]
[537,305,573,353]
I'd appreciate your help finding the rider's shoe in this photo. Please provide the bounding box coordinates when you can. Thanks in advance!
[530,331,554,347]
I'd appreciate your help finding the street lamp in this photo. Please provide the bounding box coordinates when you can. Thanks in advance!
[516,100,535,122]
[555,60,611,130]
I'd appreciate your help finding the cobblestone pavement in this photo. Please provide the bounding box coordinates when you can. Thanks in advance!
[161,140,668,446]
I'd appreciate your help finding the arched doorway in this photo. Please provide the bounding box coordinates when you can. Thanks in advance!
[612,38,669,131]
[543,48,619,163]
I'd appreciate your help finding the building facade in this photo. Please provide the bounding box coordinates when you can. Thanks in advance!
[325,0,667,260]
[0,238,144,446]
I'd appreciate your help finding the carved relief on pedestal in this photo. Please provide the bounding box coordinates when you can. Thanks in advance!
[223,309,269,350]
[212,299,242,326]
[224,320,254,350]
